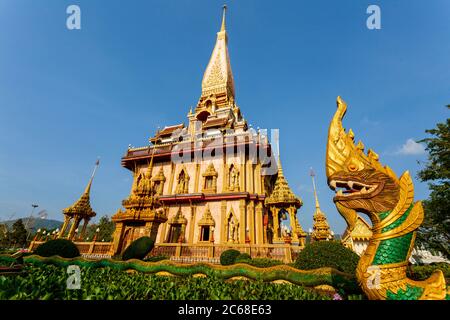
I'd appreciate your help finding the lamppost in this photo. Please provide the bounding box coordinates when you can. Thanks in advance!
[25,204,39,243]
[93,227,100,242]
[33,229,41,241]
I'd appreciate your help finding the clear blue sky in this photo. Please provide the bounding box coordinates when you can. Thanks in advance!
[0,0,449,234]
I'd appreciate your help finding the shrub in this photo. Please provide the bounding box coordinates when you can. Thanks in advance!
[143,255,169,263]
[294,241,359,274]
[122,237,154,261]
[34,239,80,258]
[243,258,284,268]
[407,263,450,281]
[220,249,241,266]
[235,253,251,263]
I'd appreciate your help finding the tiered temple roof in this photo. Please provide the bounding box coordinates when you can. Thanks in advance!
[310,171,333,242]
[265,158,302,208]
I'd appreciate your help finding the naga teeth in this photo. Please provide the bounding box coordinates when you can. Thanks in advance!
[361,187,368,194]
[337,190,343,196]
[330,180,337,189]
[348,181,354,189]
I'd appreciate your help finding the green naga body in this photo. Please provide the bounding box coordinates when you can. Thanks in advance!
[326,96,448,300]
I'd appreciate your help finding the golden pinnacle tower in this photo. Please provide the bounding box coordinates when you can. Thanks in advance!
[111,6,306,258]
[59,160,99,240]
[265,157,306,245]
[310,169,333,242]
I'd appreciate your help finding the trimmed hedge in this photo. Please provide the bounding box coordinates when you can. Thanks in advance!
[143,255,169,263]
[245,258,283,268]
[0,264,332,300]
[235,253,251,263]
[34,239,80,258]
[220,249,241,266]
[294,241,359,274]
[407,263,450,281]
[122,237,154,261]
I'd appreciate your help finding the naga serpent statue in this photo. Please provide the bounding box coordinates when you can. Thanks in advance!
[326,96,449,300]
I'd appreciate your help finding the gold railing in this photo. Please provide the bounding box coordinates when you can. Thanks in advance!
[28,241,303,264]
[149,243,303,264]
[28,241,113,259]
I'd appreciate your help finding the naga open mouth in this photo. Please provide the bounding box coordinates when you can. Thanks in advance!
[329,179,378,199]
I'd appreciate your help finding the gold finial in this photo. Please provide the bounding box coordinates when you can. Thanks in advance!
[84,158,100,195]
[221,5,227,31]
[310,168,320,209]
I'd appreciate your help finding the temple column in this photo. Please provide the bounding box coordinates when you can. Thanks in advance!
[189,205,196,244]
[288,207,299,245]
[110,222,125,255]
[160,222,168,243]
[168,162,175,194]
[255,202,263,244]
[271,207,281,243]
[194,163,200,193]
[67,215,82,240]
[247,201,255,244]
[80,218,90,240]
[58,215,71,238]
[220,201,227,244]
[239,200,246,244]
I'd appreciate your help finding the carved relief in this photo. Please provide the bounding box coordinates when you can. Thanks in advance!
[225,209,239,243]
[175,166,190,194]
[227,164,240,192]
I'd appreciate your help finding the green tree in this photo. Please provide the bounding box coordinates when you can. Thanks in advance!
[416,105,450,258]
[0,224,8,247]
[85,215,115,242]
[10,219,28,248]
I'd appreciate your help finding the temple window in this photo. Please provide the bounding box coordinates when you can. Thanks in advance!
[167,224,183,243]
[152,167,166,195]
[198,205,215,242]
[166,208,187,243]
[202,163,218,193]
[205,176,213,190]
[200,226,210,241]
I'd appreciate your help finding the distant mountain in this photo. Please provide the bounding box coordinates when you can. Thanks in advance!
[1,217,63,233]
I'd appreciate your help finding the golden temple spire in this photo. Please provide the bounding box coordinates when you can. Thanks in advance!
[84,158,100,195]
[310,168,321,209]
[221,5,227,32]
[310,168,333,241]
[265,156,302,208]
[200,5,235,106]
[63,160,98,219]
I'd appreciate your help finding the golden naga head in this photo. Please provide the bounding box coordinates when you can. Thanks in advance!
[326,97,401,223]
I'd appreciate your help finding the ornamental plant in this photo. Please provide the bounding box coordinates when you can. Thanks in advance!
[34,239,80,258]
[294,241,359,274]
[220,249,241,265]
[121,236,154,261]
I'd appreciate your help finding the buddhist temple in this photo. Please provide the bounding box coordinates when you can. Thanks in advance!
[309,169,333,242]
[59,160,99,240]
[110,6,305,256]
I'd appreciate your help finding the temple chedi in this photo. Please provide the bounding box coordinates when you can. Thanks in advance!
[110,6,305,255]
[310,169,333,242]
[59,160,99,241]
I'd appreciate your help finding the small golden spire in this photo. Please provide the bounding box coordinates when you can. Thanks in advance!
[221,5,227,32]
[310,168,320,209]
[84,158,100,195]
